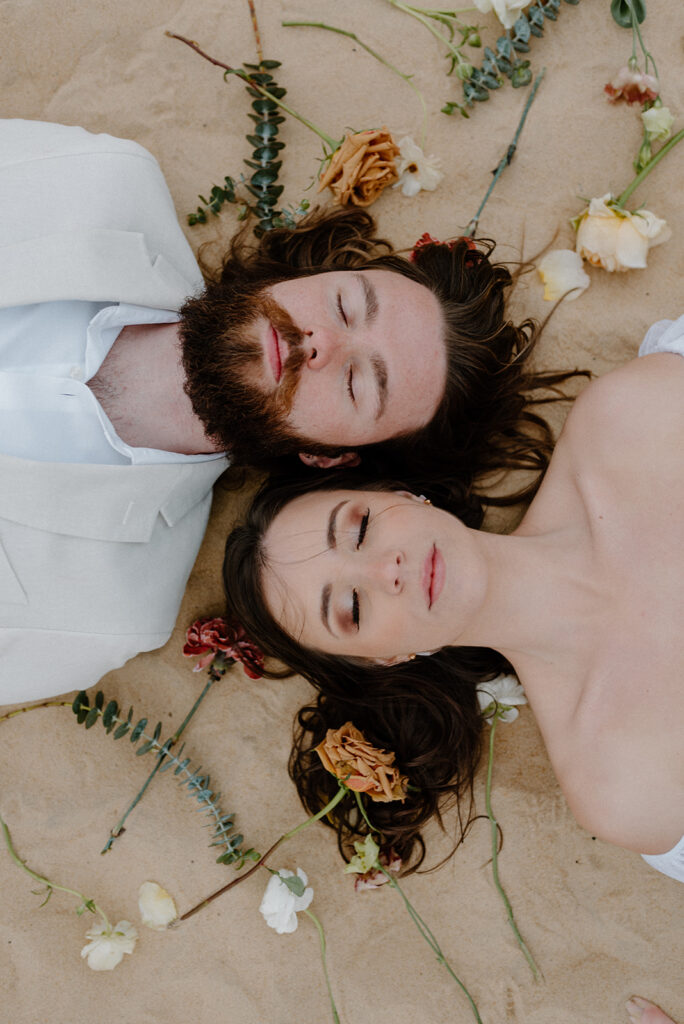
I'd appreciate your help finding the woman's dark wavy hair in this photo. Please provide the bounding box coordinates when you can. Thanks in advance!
[223,470,513,870]
[203,205,588,506]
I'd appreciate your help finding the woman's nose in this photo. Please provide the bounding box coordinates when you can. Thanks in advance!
[303,326,343,370]
[363,551,405,593]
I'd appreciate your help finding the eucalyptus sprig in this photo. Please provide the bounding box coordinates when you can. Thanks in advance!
[443,0,579,117]
[72,690,258,868]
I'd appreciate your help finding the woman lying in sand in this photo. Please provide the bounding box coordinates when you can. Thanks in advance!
[222,313,684,884]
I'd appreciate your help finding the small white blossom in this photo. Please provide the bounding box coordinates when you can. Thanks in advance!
[138,881,178,931]
[472,0,531,30]
[537,249,590,301]
[80,919,137,971]
[477,674,528,723]
[259,868,313,934]
[641,105,674,142]
[343,834,380,875]
[575,194,671,272]
[393,136,444,197]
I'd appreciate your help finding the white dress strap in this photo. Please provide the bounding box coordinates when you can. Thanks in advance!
[642,834,684,883]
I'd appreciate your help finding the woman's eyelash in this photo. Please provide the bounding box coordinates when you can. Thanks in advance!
[352,589,360,628]
[336,294,348,325]
[356,509,369,549]
[346,367,355,402]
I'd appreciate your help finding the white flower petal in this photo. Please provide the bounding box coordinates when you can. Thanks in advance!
[472,0,530,29]
[642,106,674,141]
[259,868,314,934]
[138,881,178,931]
[477,674,527,723]
[81,920,137,971]
[537,249,590,301]
[393,136,444,197]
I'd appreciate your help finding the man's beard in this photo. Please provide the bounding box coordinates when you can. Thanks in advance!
[179,283,313,463]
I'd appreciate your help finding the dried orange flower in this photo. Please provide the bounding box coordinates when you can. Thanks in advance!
[318,128,400,207]
[315,722,408,802]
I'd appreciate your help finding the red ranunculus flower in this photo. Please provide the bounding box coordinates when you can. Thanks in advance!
[183,617,264,678]
[604,66,659,104]
[410,232,478,263]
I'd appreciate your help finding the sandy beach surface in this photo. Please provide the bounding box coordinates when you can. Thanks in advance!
[2,1,683,1021]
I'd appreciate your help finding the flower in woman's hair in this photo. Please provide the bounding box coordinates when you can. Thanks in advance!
[477,674,527,723]
[392,136,444,198]
[351,845,403,893]
[315,722,409,802]
[259,868,313,934]
[318,128,400,207]
[471,0,531,30]
[642,105,674,142]
[344,833,380,876]
[80,919,137,971]
[574,195,671,272]
[604,66,659,105]
[183,616,264,677]
[138,882,178,931]
[537,249,590,302]
[410,232,478,263]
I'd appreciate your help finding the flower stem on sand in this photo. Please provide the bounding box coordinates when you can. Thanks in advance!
[485,714,541,980]
[303,907,341,1024]
[616,127,684,208]
[353,793,483,1024]
[179,785,348,921]
[0,700,72,724]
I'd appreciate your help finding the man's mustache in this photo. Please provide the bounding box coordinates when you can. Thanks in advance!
[257,294,308,412]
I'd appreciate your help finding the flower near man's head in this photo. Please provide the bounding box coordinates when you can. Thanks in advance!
[183,616,264,677]
[259,868,314,934]
[393,136,444,197]
[471,0,531,30]
[138,882,178,931]
[315,722,409,802]
[318,128,400,207]
[604,66,659,104]
[537,249,590,301]
[574,194,671,272]
[477,674,528,723]
[80,919,138,971]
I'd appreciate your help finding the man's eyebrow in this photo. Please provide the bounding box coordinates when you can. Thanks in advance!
[321,498,348,635]
[372,354,388,420]
[354,272,379,323]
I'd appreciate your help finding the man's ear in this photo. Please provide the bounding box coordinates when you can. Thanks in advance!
[298,451,361,469]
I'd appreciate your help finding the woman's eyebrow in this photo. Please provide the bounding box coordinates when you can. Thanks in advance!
[320,582,336,636]
[326,499,349,548]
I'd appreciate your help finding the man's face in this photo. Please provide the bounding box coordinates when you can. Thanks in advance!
[252,269,447,448]
[181,268,447,460]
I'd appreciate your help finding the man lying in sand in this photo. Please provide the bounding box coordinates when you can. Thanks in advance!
[1,119,575,702]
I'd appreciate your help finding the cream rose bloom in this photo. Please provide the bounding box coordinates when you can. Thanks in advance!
[575,195,671,272]
[80,919,138,971]
[472,0,530,29]
[537,249,590,301]
[138,881,178,930]
[642,105,674,142]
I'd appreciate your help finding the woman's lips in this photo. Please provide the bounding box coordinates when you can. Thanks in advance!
[422,544,446,609]
[267,324,283,382]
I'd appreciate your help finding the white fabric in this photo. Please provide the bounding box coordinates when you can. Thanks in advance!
[0,300,221,466]
[0,119,229,704]
[636,314,684,883]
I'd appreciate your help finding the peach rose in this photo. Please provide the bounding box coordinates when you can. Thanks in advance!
[318,128,400,207]
[315,722,408,802]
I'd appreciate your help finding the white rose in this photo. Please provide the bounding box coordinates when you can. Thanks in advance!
[138,881,178,931]
[472,0,530,30]
[537,249,590,301]
[477,674,528,723]
[393,136,444,197]
[641,105,674,142]
[575,194,671,272]
[259,868,313,934]
[80,919,138,971]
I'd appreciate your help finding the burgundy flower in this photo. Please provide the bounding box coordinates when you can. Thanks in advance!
[604,66,659,105]
[410,232,478,264]
[183,617,264,678]
[353,847,403,893]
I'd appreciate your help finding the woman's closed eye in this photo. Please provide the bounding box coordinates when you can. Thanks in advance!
[356,508,369,548]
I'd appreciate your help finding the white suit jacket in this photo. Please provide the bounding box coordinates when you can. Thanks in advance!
[0,120,229,703]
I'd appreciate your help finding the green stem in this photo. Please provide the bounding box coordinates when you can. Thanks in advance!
[615,128,684,208]
[0,813,110,930]
[167,32,340,151]
[384,0,468,67]
[466,67,545,236]
[102,674,217,853]
[485,714,541,980]
[0,700,72,724]
[627,0,657,78]
[303,909,341,1024]
[283,20,427,146]
[179,785,349,921]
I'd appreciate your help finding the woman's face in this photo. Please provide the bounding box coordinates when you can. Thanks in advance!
[261,489,483,661]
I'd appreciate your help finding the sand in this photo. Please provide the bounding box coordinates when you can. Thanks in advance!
[1,0,683,1021]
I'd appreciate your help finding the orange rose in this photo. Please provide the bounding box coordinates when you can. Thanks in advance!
[315,722,408,802]
[318,128,400,207]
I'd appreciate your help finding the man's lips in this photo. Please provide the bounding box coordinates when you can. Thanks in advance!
[422,544,446,609]
[267,324,285,383]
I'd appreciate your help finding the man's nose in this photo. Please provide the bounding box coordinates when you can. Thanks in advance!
[361,550,405,593]
[302,325,344,370]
